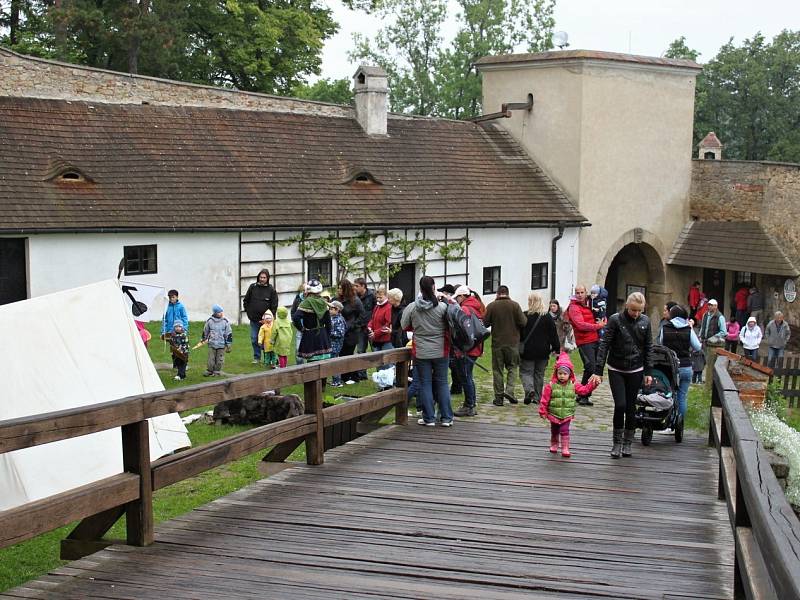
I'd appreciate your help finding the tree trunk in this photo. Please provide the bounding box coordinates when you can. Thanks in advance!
[9,0,21,46]
[126,0,148,74]
[53,0,67,60]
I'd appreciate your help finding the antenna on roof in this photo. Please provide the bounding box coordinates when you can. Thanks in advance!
[552,31,569,50]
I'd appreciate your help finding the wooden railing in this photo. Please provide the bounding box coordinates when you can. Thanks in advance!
[0,348,410,558]
[758,355,800,408]
[709,356,800,599]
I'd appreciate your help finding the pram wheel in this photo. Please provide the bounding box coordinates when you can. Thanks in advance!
[641,427,653,446]
[674,416,684,443]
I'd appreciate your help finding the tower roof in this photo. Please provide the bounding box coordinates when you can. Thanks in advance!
[698,132,723,148]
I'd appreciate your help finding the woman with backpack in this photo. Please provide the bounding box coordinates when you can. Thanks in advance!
[452,285,485,417]
[401,276,453,426]
[520,292,560,405]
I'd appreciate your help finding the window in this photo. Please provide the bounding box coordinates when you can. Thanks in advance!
[734,271,756,287]
[483,266,501,295]
[123,245,157,275]
[531,262,548,290]
[308,258,332,288]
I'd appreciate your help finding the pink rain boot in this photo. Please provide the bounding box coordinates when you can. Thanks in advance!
[561,434,571,458]
[549,432,559,454]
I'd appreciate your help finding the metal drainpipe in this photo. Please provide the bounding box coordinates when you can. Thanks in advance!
[551,224,565,302]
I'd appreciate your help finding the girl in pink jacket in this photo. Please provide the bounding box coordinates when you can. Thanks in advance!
[539,352,598,457]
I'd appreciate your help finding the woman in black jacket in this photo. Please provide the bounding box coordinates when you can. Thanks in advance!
[591,292,654,459]
[520,292,560,404]
[337,278,366,383]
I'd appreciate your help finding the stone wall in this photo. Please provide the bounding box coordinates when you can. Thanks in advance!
[0,47,352,118]
[690,159,800,327]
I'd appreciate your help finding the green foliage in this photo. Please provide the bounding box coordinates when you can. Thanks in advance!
[291,77,353,104]
[689,30,800,162]
[349,0,555,118]
[0,0,338,94]
[664,36,700,61]
[765,380,789,421]
[273,230,468,285]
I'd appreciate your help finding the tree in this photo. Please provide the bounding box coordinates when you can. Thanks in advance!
[0,0,338,95]
[292,77,353,104]
[664,36,700,62]
[671,31,800,162]
[349,0,555,118]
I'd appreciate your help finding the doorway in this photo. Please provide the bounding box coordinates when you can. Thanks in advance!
[703,268,726,314]
[389,263,416,306]
[0,238,27,305]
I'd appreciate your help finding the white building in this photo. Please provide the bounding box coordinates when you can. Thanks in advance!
[0,51,586,320]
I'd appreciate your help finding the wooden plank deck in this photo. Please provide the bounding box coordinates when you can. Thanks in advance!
[2,422,734,599]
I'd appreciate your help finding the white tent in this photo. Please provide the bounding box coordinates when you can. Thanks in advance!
[0,280,191,511]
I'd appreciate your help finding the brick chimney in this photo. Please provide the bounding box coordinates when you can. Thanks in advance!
[353,65,388,136]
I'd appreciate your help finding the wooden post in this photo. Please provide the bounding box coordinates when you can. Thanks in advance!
[395,359,409,426]
[121,420,153,546]
[304,379,324,465]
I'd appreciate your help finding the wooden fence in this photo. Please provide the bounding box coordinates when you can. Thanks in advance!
[709,356,800,599]
[758,355,800,407]
[0,349,411,559]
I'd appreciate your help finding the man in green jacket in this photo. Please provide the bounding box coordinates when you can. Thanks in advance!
[484,286,527,405]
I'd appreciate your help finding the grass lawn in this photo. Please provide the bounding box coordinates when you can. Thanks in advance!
[0,324,716,591]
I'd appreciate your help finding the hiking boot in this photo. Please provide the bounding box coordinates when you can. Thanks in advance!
[560,434,571,458]
[610,428,623,459]
[503,392,518,404]
[524,392,532,405]
[492,398,504,407]
[454,405,476,417]
[549,432,559,454]
[622,430,635,457]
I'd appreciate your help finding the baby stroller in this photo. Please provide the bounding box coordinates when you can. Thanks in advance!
[635,344,683,445]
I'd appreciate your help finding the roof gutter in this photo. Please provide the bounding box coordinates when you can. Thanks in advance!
[551,224,566,302]
[0,221,591,235]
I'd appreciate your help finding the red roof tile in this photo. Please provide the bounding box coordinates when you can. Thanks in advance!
[0,97,586,232]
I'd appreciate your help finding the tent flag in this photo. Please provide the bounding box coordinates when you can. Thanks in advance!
[119,280,166,322]
[0,279,190,511]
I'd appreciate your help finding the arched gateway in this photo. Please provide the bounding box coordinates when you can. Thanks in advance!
[597,229,668,321]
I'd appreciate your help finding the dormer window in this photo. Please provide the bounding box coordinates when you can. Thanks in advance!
[58,171,85,182]
[44,159,93,184]
[345,170,381,186]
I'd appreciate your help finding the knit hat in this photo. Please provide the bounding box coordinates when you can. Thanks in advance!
[212,304,223,314]
[747,316,757,324]
[454,285,471,298]
[262,309,274,321]
[329,300,344,311]
[590,284,600,295]
[306,279,323,294]
[557,364,571,374]
[173,320,184,330]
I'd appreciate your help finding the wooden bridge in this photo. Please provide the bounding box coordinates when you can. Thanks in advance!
[1,350,799,599]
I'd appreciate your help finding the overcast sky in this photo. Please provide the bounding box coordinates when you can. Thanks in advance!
[319,0,797,81]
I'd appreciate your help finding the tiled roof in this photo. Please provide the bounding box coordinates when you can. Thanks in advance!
[667,220,799,277]
[698,132,723,148]
[475,50,701,71]
[0,97,586,232]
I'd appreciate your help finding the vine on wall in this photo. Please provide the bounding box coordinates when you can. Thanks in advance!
[270,230,469,285]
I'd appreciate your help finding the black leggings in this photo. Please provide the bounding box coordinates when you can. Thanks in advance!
[608,369,643,431]
[340,339,358,381]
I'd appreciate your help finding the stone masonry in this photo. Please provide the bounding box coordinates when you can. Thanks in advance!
[690,158,800,327]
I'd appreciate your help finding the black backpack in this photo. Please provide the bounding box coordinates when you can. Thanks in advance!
[444,301,489,352]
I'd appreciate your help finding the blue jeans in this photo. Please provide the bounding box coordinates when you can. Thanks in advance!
[676,366,692,418]
[456,356,476,408]
[768,347,784,368]
[249,321,261,360]
[744,348,758,361]
[416,357,453,424]
[373,341,394,370]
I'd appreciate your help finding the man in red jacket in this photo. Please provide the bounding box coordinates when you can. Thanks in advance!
[567,285,606,406]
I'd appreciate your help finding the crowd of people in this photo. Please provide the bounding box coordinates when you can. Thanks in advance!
[155,270,792,460]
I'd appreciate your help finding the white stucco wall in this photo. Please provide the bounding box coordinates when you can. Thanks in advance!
[467,226,580,307]
[27,233,239,322]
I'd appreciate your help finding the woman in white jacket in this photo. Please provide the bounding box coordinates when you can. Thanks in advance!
[739,316,763,360]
